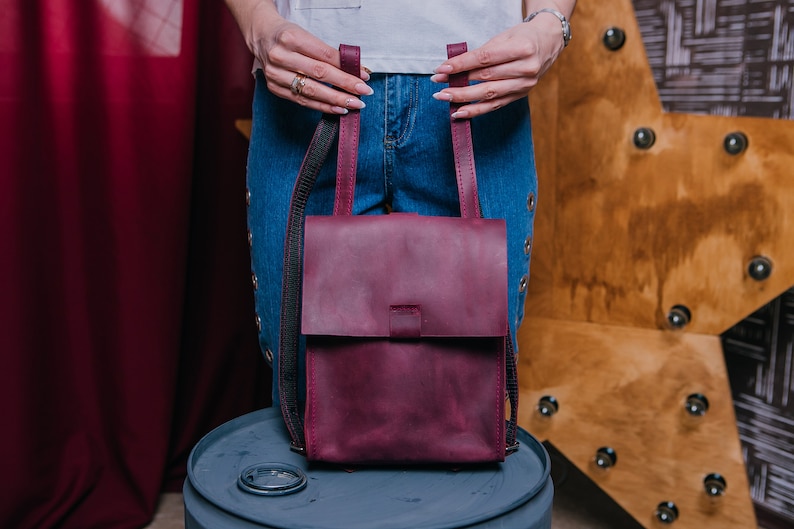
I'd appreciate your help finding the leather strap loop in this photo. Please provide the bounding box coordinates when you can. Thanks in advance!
[446,43,481,219]
[333,44,361,216]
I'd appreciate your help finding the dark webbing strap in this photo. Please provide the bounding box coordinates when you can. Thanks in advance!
[279,43,519,457]
[278,114,339,452]
[505,331,519,451]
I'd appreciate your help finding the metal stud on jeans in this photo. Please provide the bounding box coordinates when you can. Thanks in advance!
[524,236,532,255]
[527,193,536,212]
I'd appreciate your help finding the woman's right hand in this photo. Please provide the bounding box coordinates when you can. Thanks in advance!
[228,0,372,114]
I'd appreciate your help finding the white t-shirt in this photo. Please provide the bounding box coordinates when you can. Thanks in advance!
[273,0,522,73]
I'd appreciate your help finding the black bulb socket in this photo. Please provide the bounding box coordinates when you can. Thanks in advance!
[724,132,748,155]
[667,305,691,329]
[603,27,626,50]
[748,256,773,281]
[633,127,656,149]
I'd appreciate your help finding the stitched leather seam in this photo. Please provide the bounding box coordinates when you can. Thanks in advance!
[347,115,358,214]
[452,122,468,218]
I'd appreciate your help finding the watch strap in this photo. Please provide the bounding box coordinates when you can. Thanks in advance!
[524,8,571,48]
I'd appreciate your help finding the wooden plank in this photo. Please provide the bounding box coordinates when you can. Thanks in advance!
[235,118,252,139]
[518,317,757,529]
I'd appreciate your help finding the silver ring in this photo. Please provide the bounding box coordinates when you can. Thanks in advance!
[290,74,307,96]
[344,98,352,109]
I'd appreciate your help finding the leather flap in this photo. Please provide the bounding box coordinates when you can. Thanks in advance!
[302,213,508,337]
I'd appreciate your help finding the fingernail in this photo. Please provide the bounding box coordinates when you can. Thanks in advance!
[355,83,374,96]
[451,110,468,120]
[331,106,349,115]
[341,98,366,110]
[433,64,453,74]
[432,91,453,102]
[430,74,444,83]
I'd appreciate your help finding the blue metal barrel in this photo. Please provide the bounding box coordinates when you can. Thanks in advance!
[184,408,553,529]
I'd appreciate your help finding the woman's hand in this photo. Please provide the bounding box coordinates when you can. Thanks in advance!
[227,0,372,114]
[430,13,567,119]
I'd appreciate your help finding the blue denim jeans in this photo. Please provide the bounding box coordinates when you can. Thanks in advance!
[247,70,537,404]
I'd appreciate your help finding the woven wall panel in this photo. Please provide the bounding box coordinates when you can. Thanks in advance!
[633,0,794,119]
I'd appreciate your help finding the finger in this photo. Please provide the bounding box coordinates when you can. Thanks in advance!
[271,70,367,114]
[434,44,521,78]
[280,59,373,101]
[288,41,371,81]
[292,73,367,109]
[430,62,527,85]
[450,95,522,120]
[271,83,361,115]
[433,48,545,86]
[432,78,534,106]
[270,32,373,96]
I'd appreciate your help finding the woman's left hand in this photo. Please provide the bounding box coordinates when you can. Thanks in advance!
[431,16,566,119]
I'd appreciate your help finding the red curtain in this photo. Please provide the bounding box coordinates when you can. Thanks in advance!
[0,1,270,527]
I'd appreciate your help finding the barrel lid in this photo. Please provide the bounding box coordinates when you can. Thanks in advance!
[187,408,550,529]
[237,462,307,496]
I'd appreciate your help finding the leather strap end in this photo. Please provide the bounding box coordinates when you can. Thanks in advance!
[339,43,361,77]
[446,43,469,88]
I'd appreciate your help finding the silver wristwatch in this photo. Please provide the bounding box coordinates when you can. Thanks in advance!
[523,8,572,48]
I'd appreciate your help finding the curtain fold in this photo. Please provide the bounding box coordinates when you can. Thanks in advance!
[0,2,268,527]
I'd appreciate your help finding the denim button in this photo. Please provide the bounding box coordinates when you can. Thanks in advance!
[527,193,536,212]
[245,188,251,207]
[252,273,258,290]
[264,348,274,365]
[519,275,528,293]
[255,314,262,332]
[247,229,253,247]
[524,236,532,255]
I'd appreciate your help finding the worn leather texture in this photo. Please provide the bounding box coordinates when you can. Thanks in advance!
[304,336,506,464]
[302,214,508,338]
[302,213,509,464]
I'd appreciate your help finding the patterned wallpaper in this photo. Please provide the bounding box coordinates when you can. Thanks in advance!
[721,294,794,528]
[631,2,794,527]
[633,0,794,119]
